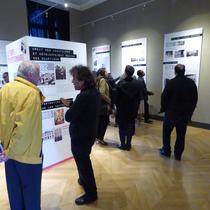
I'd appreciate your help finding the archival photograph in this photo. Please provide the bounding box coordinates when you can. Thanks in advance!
[39,62,55,85]
[186,50,198,57]
[55,65,67,80]
[165,51,173,57]
[54,109,65,125]
[174,49,185,58]
[54,127,63,142]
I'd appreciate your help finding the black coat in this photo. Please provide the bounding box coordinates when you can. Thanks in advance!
[160,75,198,121]
[65,85,100,154]
[115,78,141,123]
[137,77,153,100]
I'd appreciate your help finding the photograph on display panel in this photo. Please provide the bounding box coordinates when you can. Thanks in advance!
[55,65,66,80]
[39,62,55,85]
[54,127,63,142]
[54,108,65,125]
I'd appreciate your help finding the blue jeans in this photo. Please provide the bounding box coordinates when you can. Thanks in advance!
[5,159,42,210]
[162,112,188,156]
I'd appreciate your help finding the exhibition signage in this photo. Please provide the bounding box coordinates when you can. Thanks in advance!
[6,36,87,168]
[121,38,147,79]
[0,40,11,87]
[92,45,110,72]
[162,28,203,88]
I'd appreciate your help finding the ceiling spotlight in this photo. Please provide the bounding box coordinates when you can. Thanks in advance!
[64,3,68,8]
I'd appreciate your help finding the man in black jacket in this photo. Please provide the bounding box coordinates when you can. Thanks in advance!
[115,65,142,150]
[137,70,154,123]
[159,64,198,160]
[61,65,100,205]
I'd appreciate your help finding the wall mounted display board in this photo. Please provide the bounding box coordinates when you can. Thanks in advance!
[121,38,147,79]
[6,36,87,168]
[92,45,110,72]
[0,40,11,87]
[162,28,203,88]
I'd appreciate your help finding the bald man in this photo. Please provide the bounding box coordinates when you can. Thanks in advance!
[159,64,198,161]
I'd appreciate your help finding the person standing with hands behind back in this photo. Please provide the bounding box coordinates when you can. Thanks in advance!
[60,65,100,205]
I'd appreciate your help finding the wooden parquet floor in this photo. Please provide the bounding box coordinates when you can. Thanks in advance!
[1,120,210,210]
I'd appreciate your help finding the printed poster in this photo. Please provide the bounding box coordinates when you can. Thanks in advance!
[0,40,11,87]
[92,45,110,72]
[121,38,147,80]
[163,28,203,88]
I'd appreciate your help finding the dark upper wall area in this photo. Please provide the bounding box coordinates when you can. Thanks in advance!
[0,0,28,41]
[69,8,84,42]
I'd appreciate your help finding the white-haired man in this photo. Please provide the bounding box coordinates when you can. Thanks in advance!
[0,60,45,210]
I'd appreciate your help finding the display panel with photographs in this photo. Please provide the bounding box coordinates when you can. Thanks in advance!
[6,36,87,168]
[162,28,203,89]
[0,40,11,88]
[92,45,110,72]
[121,38,147,80]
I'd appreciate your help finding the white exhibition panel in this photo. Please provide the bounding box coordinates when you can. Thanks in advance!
[92,45,110,73]
[0,40,11,64]
[6,36,87,168]
[121,38,147,79]
[162,28,203,89]
[0,40,11,87]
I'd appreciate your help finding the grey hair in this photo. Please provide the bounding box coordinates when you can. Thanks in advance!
[17,61,39,78]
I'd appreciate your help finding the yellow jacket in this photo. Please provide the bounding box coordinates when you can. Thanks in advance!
[96,76,111,104]
[0,77,45,164]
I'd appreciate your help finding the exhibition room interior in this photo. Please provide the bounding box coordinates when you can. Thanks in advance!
[1,0,210,209]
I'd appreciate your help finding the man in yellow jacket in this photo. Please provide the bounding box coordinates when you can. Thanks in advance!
[0,60,45,210]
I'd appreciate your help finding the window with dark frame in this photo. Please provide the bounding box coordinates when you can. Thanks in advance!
[26,0,70,41]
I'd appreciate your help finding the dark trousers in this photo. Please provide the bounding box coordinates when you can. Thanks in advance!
[119,121,135,147]
[5,159,42,210]
[72,145,97,196]
[97,115,109,140]
[144,100,150,122]
[162,112,188,156]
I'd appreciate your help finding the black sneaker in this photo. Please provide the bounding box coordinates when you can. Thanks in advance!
[159,148,171,158]
[174,153,181,161]
[117,145,127,150]
[126,145,131,151]
[145,120,153,123]
[75,193,97,205]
